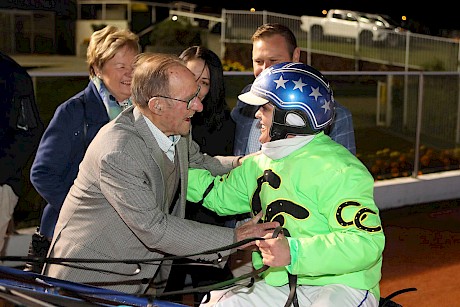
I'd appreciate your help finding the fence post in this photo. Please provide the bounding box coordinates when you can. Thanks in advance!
[220,9,226,60]
[457,39,460,72]
[306,26,311,66]
[412,72,424,178]
[354,36,359,71]
[402,32,411,128]
[456,74,460,144]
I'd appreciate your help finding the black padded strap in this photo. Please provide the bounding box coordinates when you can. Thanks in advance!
[197,180,215,205]
[272,227,299,307]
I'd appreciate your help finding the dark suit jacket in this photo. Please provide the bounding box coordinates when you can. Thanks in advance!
[230,84,257,156]
[30,81,108,238]
[0,52,44,195]
[231,83,356,155]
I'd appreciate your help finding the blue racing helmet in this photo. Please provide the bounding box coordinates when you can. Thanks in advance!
[238,62,335,140]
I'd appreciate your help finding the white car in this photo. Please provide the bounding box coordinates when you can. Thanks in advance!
[357,12,407,46]
[300,9,406,46]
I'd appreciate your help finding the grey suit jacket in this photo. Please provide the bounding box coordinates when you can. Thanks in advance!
[43,106,237,294]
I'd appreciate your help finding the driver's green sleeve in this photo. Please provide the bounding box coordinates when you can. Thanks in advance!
[186,133,384,300]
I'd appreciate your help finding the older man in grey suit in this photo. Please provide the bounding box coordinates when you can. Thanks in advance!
[43,53,278,295]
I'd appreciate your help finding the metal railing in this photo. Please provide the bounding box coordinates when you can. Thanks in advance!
[162,9,460,181]
[221,10,460,72]
[29,70,460,182]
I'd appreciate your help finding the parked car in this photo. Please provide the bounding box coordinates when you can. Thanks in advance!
[358,12,408,46]
[300,9,406,46]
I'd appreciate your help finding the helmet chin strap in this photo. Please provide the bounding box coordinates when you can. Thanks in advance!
[269,106,316,141]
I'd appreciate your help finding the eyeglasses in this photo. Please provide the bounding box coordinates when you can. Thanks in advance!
[152,85,201,110]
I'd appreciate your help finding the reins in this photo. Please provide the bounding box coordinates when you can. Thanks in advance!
[1,226,298,306]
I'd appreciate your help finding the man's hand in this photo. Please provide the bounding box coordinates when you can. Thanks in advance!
[238,150,262,166]
[235,211,279,249]
[256,232,291,267]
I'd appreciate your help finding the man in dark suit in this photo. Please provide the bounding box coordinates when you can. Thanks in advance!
[232,23,356,156]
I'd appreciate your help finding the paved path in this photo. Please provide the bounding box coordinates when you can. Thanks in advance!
[379,200,460,306]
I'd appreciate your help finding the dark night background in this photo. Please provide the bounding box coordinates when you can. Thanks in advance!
[1,0,457,35]
[191,0,458,36]
[0,0,458,55]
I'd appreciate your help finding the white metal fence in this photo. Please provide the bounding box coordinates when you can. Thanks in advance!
[8,7,460,181]
[221,10,460,72]
[28,70,460,182]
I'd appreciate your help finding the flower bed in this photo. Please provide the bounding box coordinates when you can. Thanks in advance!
[358,146,460,180]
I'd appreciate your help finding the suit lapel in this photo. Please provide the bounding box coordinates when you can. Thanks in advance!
[129,107,167,208]
[176,137,189,217]
[85,81,110,125]
[130,107,190,217]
